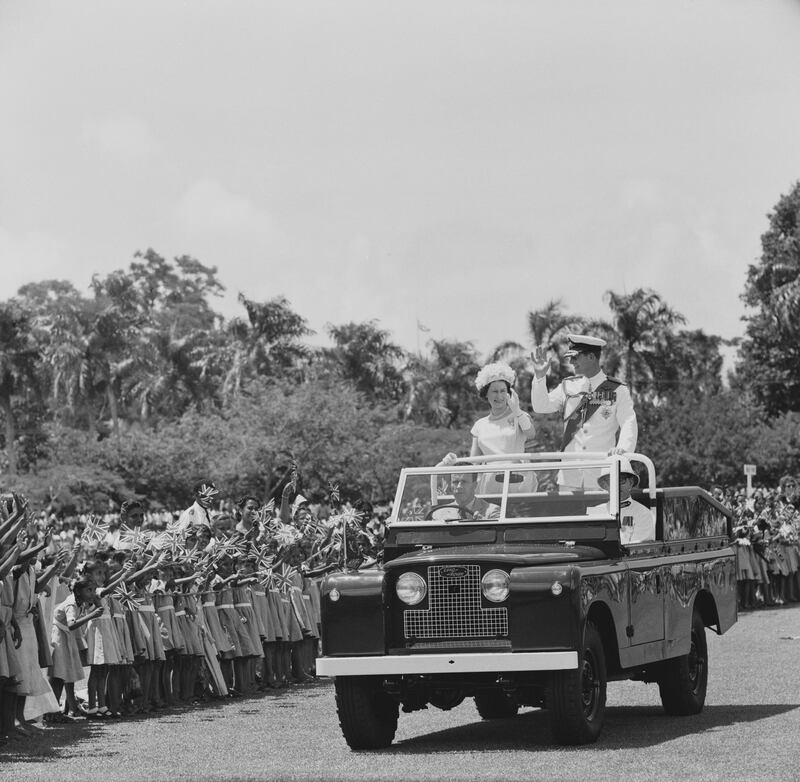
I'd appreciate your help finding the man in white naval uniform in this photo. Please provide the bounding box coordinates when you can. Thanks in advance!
[590,458,655,545]
[530,334,637,490]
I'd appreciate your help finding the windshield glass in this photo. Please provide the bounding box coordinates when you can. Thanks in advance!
[393,464,613,524]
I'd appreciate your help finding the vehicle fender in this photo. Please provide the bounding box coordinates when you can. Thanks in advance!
[663,551,737,658]
[320,570,386,656]
[507,565,581,651]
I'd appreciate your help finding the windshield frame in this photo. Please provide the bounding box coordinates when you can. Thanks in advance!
[389,457,622,528]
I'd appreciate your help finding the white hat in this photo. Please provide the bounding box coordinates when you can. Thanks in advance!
[597,458,639,487]
[474,362,516,393]
[564,334,607,358]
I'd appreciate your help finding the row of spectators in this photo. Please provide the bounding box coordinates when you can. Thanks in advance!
[719,476,800,610]
[0,479,384,744]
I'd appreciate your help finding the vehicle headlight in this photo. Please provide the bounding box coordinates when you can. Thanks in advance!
[481,569,510,602]
[396,572,427,605]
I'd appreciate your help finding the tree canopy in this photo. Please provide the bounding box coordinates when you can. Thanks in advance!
[4,182,800,512]
[736,180,800,415]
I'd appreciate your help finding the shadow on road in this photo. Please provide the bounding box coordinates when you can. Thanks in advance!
[0,684,325,764]
[382,702,799,754]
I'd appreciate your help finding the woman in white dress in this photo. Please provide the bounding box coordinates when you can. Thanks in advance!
[469,362,533,457]
[439,362,536,496]
[441,362,533,462]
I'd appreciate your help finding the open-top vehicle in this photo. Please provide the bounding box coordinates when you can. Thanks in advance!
[317,453,737,748]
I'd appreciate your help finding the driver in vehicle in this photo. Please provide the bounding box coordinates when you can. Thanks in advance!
[430,473,501,521]
[589,458,655,544]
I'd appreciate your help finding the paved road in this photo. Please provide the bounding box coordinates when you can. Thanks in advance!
[3,605,800,782]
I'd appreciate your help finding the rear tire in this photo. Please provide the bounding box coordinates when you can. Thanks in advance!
[658,611,708,715]
[334,676,398,749]
[474,690,519,719]
[547,622,607,745]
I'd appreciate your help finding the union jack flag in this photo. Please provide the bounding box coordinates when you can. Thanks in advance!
[407,498,427,522]
[196,483,219,504]
[273,523,302,549]
[119,524,152,555]
[80,516,110,546]
[114,582,140,613]
[255,499,276,526]
[253,548,275,571]
[267,562,298,593]
[150,531,184,558]
[255,551,277,587]
[331,508,363,531]
[213,535,248,562]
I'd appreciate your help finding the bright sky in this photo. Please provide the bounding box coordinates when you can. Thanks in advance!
[2,0,800,357]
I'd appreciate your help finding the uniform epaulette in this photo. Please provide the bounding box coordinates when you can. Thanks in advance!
[605,376,624,385]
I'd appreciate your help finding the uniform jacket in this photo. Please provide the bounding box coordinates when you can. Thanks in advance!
[531,371,637,454]
[531,371,637,488]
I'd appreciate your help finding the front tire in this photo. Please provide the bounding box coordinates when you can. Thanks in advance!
[547,622,607,745]
[474,689,519,720]
[658,611,708,715]
[334,676,398,749]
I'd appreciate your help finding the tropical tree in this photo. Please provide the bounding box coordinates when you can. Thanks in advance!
[17,280,89,426]
[637,389,762,486]
[403,339,481,428]
[104,249,225,334]
[0,301,41,474]
[603,288,686,396]
[321,320,406,404]
[122,323,216,423]
[22,279,138,437]
[491,299,585,388]
[736,181,800,414]
[216,294,313,399]
[92,252,227,425]
[643,329,724,400]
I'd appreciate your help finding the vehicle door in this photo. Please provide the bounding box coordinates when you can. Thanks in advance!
[625,552,665,645]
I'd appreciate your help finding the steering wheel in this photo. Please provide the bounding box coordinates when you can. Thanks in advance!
[425,503,461,521]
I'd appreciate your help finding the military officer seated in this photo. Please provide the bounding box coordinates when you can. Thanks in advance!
[430,473,501,521]
[587,458,655,544]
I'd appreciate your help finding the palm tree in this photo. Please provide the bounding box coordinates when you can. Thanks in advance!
[217,294,313,398]
[403,339,480,428]
[603,288,686,396]
[0,302,41,474]
[490,299,585,382]
[323,321,406,403]
[123,323,210,423]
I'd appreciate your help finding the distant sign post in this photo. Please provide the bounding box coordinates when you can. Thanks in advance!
[743,464,757,497]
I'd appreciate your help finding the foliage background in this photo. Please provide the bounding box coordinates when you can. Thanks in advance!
[2,182,800,511]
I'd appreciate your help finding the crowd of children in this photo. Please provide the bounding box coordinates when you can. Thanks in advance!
[0,478,381,744]
[728,475,800,609]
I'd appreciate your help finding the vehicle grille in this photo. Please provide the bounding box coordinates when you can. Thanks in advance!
[403,564,508,640]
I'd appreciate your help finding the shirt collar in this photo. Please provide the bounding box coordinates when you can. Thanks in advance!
[587,371,606,389]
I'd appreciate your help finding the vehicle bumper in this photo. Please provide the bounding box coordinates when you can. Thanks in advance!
[316,650,578,676]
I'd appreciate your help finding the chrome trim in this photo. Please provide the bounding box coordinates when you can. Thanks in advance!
[316,650,578,676]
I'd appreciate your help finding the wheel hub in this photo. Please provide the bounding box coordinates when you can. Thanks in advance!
[581,653,599,717]
[687,636,705,691]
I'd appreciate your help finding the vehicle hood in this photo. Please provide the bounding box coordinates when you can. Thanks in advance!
[383,543,608,570]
